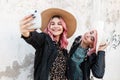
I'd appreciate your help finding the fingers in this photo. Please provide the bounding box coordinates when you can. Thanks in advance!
[20,22,34,33]
[98,42,108,51]
[99,43,107,47]
[19,14,36,37]
[20,14,35,26]
[22,14,33,21]
[20,14,36,30]
[28,29,35,32]
[21,22,35,29]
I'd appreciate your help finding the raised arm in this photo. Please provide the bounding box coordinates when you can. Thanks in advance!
[20,14,45,49]
[91,42,108,78]
[91,51,105,78]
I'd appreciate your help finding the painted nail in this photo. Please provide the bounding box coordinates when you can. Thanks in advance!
[31,14,34,16]
[33,16,36,18]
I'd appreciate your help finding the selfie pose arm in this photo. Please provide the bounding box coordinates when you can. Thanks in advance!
[20,14,45,49]
[91,42,107,78]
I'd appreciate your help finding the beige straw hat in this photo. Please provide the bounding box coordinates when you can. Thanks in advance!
[40,8,77,38]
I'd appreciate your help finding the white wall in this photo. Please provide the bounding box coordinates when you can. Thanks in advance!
[0,0,120,80]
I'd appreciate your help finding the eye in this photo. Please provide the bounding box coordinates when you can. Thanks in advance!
[90,32,92,34]
[90,31,94,34]
[58,22,62,25]
[51,22,55,25]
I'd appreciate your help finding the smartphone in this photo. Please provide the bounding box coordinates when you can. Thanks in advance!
[29,10,41,29]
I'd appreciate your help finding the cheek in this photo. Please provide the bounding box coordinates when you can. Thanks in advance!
[60,26,63,32]
[88,41,94,48]
[49,25,53,29]
[48,27,52,32]
[61,28,64,32]
[87,39,93,44]
[84,38,92,44]
[82,38,88,44]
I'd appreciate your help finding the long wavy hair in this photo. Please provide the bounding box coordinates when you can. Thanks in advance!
[44,15,68,49]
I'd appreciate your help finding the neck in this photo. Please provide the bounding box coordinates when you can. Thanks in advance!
[54,35,60,42]
[80,40,89,49]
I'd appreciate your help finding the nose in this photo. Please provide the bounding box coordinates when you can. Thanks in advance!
[51,25,57,29]
[54,24,58,27]
[53,26,59,29]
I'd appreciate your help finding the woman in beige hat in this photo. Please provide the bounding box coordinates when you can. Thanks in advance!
[19,8,76,80]
[67,29,108,80]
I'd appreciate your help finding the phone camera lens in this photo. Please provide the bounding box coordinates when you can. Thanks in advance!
[35,10,37,13]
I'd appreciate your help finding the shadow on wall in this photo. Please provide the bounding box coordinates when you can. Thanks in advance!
[0,53,34,80]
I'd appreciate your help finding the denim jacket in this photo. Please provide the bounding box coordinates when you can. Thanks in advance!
[67,36,105,80]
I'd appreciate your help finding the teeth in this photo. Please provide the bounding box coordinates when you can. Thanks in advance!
[52,29,60,31]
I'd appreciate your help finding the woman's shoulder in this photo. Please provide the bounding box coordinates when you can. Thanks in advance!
[75,35,82,39]
[73,35,82,43]
[34,31,50,38]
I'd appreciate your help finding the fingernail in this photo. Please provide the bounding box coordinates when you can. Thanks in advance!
[31,14,34,16]
[33,16,36,18]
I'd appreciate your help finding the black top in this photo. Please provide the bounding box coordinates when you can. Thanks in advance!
[22,31,68,80]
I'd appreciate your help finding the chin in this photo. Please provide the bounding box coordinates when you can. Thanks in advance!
[53,33,60,36]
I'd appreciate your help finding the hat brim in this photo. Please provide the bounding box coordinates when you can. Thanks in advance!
[40,8,77,38]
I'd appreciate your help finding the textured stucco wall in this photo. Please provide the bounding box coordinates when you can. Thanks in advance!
[0,0,120,80]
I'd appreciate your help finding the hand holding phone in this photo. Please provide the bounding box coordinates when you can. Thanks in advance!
[29,10,41,29]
